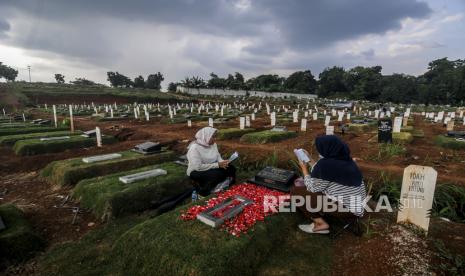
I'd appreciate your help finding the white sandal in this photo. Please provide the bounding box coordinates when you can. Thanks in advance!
[298,223,330,234]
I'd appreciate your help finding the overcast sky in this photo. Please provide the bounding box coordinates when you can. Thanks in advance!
[0,0,464,89]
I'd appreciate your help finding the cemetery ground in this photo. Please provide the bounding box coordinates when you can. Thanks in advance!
[1,103,465,275]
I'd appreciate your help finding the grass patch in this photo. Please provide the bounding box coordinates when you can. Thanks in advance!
[369,143,406,161]
[37,205,333,275]
[41,150,176,186]
[434,135,465,150]
[369,132,413,144]
[109,206,298,275]
[0,204,45,263]
[412,129,425,138]
[36,214,149,276]
[13,135,117,156]
[401,126,414,132]
[0,126,67,136]
[432,183,465,223]
[347,123,375,134]
[216,128,256,140]
[240,130,297,144]
[0,130,82,146]
[72,162,191,220]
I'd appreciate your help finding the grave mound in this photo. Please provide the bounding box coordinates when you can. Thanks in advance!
[13,135,117,156]
[0,204,45,262]
[72,162,191,220]
[0,126,68,137]
[108,203,295,275]
[216,128,256,140]
[434,135,465,150]
[0,130,82,146]
[240,130,297,144]
[42,150,176,186]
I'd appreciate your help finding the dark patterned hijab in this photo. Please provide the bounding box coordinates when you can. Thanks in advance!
[311,135,363,187]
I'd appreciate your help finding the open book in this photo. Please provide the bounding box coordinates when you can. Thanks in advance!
[228,151,239,162]
[294,149,310,163]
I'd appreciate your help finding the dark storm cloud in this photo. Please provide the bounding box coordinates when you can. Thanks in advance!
[0,0,432,68]
[0,18,10,38]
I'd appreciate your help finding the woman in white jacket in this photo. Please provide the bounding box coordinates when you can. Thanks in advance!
[187,127,236,196]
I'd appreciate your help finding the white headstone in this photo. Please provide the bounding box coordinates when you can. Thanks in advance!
[393,117,402,133]
[245,116,251,127]
[69,104,74,133]
[96,127,102,147]
[251,113,255,121]
[447,120,454,131]
[271,112,276,126]
[239,117,245,130]
[397,165,437,233]
[119,169,167,184]
[187,119,192,127]
[208,118,213,127]
[325,125,334,135]
[293,111,298,123]
[324,115,331,126]
[53,105,58,128]
[82,153,122,163]
[301,119,307,132]
[313,113,318,121]
[40,136,70,141]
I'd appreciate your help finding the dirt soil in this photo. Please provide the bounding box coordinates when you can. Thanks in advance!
[1,111,465,275]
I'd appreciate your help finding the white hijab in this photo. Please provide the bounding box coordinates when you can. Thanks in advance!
[192,127,217,147]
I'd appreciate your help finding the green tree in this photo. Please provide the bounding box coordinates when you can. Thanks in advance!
[168,82,177,92]
[318,66,347,97]
[284,70,317,94]
[379,74,417,103]
[54,73,65,84]
[145,72,164,90]
[133,75,145,88]
[344,66,382,100]
[107,71,133,88]
[0,62,18,81]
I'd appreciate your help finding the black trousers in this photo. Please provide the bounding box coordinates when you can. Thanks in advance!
[190,165,236,196]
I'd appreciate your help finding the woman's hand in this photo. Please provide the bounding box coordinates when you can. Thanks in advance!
[219,160,229,169]
[299,161,310,176]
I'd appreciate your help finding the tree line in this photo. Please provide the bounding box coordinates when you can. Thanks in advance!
[176,58,465,105]
[2,57,465,105]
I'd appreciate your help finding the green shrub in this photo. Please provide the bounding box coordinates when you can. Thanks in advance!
[434,135,465,150]
[42,150,176,186]
[432,184,465,222]
[13,135,117,156]
[37,215,150,276]
[0,126,68,136]
[347,123,375,134]
[412,129,425,138]
[0,204,45,262]
[240,130,297,144]
[369,143,406,161]
[401,126,414,132]
[0,130,82,146]
[393,132,413,144]
[72,162,191,220]
[216,128,256,140]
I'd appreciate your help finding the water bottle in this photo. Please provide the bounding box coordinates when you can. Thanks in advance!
[191,190,198,202]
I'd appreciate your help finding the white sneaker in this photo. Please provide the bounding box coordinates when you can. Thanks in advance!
[298,223,330,234]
